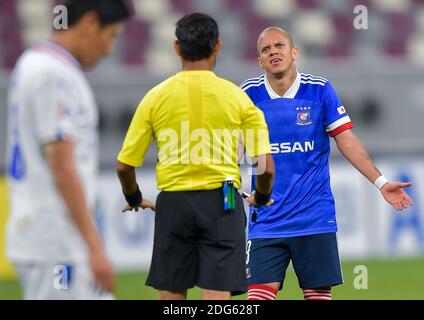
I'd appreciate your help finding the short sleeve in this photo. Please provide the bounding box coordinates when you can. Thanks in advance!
[117,91,154,167]
[323,81,353,137]
[31,73,77,144]
[238,90,271,157]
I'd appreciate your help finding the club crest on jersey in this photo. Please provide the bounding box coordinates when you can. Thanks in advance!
[296,107,312,126]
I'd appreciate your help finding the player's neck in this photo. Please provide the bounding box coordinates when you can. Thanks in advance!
[51,32,82,65]
[266,66,297,97]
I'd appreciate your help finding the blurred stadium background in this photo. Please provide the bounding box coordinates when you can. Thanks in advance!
[1,0,424,299]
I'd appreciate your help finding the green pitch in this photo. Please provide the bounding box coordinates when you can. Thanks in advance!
[1,258,423,300]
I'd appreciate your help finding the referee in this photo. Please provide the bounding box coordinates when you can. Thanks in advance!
[116,13,274,300]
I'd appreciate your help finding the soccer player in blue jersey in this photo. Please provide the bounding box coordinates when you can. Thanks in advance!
[242,27,414,300]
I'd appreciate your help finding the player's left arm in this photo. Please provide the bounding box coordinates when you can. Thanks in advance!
[334,129,413,211]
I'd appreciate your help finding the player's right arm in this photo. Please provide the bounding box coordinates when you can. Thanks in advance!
[29,70,114,292]
[44,140,115,292]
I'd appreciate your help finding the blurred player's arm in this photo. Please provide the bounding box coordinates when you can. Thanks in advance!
[44,140,115,292]
[116,161,155,212]
[334,129,413,211]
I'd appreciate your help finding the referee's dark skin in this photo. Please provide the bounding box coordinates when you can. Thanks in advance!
[116,13,275,300]
[116,157,274,212]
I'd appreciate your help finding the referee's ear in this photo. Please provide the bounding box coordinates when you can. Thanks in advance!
[212,38,222,56]
[173,40,182,58]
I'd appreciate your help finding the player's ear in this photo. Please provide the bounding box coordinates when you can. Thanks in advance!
[292,47,299,61]
[173,40,182,57]
[258,57,264,69]
[79,11,101,35]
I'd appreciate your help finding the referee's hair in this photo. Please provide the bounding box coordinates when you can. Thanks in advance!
[59,0,132,27]
[175,13,219,62]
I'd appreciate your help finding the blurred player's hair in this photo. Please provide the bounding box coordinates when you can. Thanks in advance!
[59,0,132,27]
[175,13,219,62]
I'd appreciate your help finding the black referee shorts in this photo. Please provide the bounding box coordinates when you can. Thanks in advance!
[146,188,247,294]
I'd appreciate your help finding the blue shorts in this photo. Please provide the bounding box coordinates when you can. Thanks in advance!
[246,233,343,289]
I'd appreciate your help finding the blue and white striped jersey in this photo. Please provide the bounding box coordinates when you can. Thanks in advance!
[242,72,353,238]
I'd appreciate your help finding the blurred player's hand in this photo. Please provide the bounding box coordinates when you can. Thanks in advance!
[243,191,274,207]
[89,249,115,293]
[381,182,414,211]
[122,198,156,213]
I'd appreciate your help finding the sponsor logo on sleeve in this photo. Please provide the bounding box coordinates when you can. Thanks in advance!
[337,106,346,115]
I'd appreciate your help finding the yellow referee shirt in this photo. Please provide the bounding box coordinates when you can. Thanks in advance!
[117,70,270,191]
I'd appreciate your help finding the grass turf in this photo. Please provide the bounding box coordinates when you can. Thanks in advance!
[1,258,423,300]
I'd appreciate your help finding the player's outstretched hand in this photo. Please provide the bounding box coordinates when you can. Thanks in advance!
[381,182,414,211]
[242,191,274,207]
[122,198,156,213]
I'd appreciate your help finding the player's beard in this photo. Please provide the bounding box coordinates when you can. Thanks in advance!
[270,63,296,81]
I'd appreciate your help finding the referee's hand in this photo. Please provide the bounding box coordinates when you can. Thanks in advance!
[122,198,156,213]
[242,191,274,207]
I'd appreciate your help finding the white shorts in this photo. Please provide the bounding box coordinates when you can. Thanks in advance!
[14,263,115,300]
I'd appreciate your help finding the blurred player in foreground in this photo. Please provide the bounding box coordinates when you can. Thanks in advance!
[241,27,414,300]
[116,13,274,300]
[6,0,131,299]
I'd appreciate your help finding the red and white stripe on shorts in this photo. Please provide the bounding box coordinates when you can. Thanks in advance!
[247,284,277,300]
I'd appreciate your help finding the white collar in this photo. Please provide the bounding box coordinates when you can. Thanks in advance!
[264,70,301,99]
[35,40,82,70]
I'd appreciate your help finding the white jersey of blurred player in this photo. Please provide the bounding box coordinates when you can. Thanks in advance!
[6,41,111,299]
